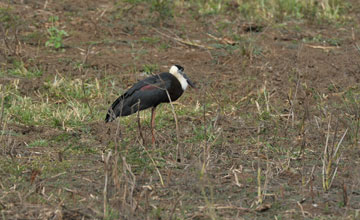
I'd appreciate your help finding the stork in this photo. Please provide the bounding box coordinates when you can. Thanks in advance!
[105,65,195,145]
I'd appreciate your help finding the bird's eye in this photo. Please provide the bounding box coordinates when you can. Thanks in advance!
[175,65,184,72]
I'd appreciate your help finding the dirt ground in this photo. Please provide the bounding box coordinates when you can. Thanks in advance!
[1,0,360,219]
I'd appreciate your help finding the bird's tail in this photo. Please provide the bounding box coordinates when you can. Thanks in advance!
[104,110,115,123]
[105,95,125,123]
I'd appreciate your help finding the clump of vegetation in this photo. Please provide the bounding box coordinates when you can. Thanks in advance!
[0,7,19,29]
[150,0,173,21]
[45,16,68,49]
[196,0,349,23]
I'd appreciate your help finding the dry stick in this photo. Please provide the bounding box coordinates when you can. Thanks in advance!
[142,145,164,186]
[285,43,304,134]
[257,161,262,205]
[202,83,208,173]
[81,77,93,116]
[103,151,112,219]
[122,156,136,211]
[82,45,92,66]
[169,195,183,220]
[328,128,347,189]
[113,127,121,192]
[285,73,301,130]
[343,181,348,206]
[0,85,6,154]
[331,120,339,157]
[136,101,146,145]
[0,85,5,131]
[109,101,123,211]
[153,28,214,50]
[300,93,310,189]
[297,201,307,218]
[261,155,271,203]
[322,116,332,191]
[165,90,182,162]
[354,115,360,148]
[78,45,93,116]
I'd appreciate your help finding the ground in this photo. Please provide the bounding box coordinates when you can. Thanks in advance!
[1,0,360,219]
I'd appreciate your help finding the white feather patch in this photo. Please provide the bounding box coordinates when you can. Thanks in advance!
[169,65,188,91]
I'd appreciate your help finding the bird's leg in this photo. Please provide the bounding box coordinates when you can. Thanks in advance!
[151,106,156,147]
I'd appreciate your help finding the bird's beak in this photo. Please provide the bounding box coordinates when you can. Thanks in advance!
[183,73,196,88]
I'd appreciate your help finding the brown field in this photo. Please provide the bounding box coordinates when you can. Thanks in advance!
[1,0,360,219]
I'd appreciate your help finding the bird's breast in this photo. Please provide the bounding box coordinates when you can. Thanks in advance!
[167,77,184,102]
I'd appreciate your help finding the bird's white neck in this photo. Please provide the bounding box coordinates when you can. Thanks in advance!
[172,71,188,91]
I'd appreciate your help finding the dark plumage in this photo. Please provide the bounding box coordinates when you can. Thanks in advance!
[105,72,183,121]
[105,65,195,145]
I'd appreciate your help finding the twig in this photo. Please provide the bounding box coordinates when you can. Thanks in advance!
[297,201,307,217]
[137,101,146,145]
[82,45,92,66]
[122,156,136,210]
[165,90,182,162]
[113,110,123,192]
[81,78,93,116]
[169,195,183,220]
[103,151,112,219]
[142,145,164,186]
[153,28,214,50]
[257,162,262,204]
[202,83,208,173]
[343,181,348,206]
[198,204,252,212]
[0,85,5,131]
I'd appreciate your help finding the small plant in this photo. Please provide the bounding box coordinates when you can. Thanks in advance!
[149,0,173,22]
[197,0,225,15]
[0,7,19,29]
[45,16,68,49]
[142,64,159,74]
[322,117,348,192]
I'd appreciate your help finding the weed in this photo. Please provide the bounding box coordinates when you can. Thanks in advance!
[0,7,19,29]
[341,88,360,147]
[140,36,160,45]
[28,139,49,148]
[216,0,348,23]
[141,64,159,74]
[197,0,225,15]
[150,0,173,22]
[302,34,341,46]
[321,117,347,192]
[45,26,68,49]
[45,16,68,49]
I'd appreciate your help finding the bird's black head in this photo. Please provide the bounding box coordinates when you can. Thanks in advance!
[174,65,184,72]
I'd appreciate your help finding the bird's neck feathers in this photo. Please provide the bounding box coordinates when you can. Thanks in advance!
[170,71,189,91]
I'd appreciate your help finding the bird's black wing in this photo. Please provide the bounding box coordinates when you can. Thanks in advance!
[122,75,162,98]
[105,73,171,122]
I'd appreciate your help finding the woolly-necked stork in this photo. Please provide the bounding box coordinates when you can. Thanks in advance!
[105,65,195,144]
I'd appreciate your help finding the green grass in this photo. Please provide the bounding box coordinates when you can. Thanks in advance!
[1,61,43,78]
[3,75,108,129]
[177,0,350,23]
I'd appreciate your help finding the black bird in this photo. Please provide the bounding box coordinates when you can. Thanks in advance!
[105,65,195,144]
